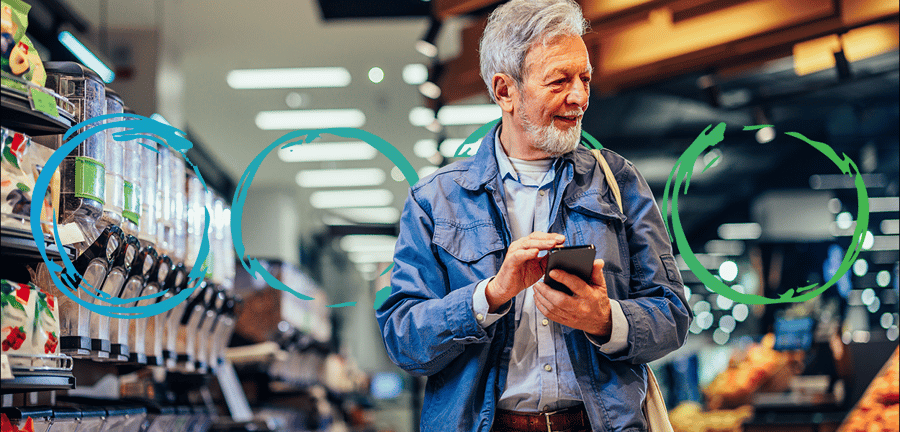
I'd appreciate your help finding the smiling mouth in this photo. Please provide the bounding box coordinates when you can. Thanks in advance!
[555,115,580,124]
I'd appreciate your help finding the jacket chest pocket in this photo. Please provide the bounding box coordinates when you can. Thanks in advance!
[433,219,505,287]
[564,198,628,283]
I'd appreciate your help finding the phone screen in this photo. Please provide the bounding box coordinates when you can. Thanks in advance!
[543,244,595,295]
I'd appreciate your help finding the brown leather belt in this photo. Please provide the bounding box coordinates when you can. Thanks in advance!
[492,404,589,432]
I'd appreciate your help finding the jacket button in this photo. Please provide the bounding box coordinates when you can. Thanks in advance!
[544,364,552,372]
[476,313,484,321]
[542,319,549,326]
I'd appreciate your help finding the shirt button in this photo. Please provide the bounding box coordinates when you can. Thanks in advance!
[544,364,552,372]
[539,190,546,196]
[476,313,484,321]
[543,405,550,411]
[542,319,549,326]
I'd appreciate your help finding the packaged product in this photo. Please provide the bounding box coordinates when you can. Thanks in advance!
[1,279,35,366]
[30,284,60,357]
[1,127,60,234]
[1,0,46,87]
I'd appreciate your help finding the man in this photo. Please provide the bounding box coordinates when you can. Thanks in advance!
[376,1,691,430]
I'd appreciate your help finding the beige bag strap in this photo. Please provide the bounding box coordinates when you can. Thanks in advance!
[590,149,623,214]
[590,148,674,432]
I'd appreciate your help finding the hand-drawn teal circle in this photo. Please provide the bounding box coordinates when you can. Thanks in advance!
[452,118,604,158]
[231,128,420,307]
[662,123,869,305]
[29,114,211,318]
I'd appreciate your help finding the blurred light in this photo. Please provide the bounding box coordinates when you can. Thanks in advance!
[842,22,900,63]
[877,270,891,287]
[371,372,404,400]
[852,331,870,343]
[755,127,775,144]
[810,173,886,190]
[869,235,900,251]
[278,142,377,162]
[285,92,304,108]
[690,321,703,334]
[792,34,841,76]
[368,67,385,83]
[694,300,711,314]
[683,286,692,299]
[718,223,762,240]
[828,198,842,214]
[425,119,443,133]
[58,31,115,83]
[296,168,385,188]
[888,325,899,341]
[441,138,482,158]
[848,289,864,306]
[702,149,722,169]
[870,197,899,213]
[881,219,899,235]
[697,311,714,330]
[409,107,435,127]
[867,297,881,313]
[391,166,405,182]
[733,304,749,322]
[414,139,438,158]
[329,207,400,224]
[418,165,439,179]
[732,284,745,294]
[310,189,392,209]
[719,316,737,333]
[416,18,441,58]
[256,109,365,130]
[227,67,351,89]
[861,288,876,306]
[862,231,875,250]
[836,212,853,230]
[719,261,738,282]
[854,259,869,276]
[881,312,894,329]
[705,240,745,256]
[716,294,734,310]
[340,235,397,254]
[419,82,441,99]
[713,328,730,345]
[403,64,428,85]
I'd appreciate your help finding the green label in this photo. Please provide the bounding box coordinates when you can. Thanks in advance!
[74,156,106,204]
[1,76,27,92]
[30,88,60,118]
[123,181,141,224]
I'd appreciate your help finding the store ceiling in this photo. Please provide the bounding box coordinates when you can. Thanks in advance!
[59,1,899,256]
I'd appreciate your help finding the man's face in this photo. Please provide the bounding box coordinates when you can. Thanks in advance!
[514,34,591,156]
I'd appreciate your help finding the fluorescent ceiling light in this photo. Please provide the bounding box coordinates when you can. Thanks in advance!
[440,138,482,158]
[409,107,435,127]
[403,64,428,85]
[718,223,762,240]
[881,219,899,235]
[340,235,397,253]
[348,250,397,264]
[58,31,115,83]
[256,109,365,130]
[226,67,351,89]
[438,104,502,126]
[869,235,899,251]
[329,207,400,224]
[414,139,438,158]
[870,197,899,213]
[296,168,385,188]
[418,166,439,179]
[310,189,393,209]
[705,239,745,256]
[809,173,886,189]
[278,142,377,162]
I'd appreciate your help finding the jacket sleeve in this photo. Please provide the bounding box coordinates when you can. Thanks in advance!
[376,188,496,376]
[604,158,693,365]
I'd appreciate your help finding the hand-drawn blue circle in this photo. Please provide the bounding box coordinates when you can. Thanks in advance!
[231,129,419,305]
[29,113,211,318]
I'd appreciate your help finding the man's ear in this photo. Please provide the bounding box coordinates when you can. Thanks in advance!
[492,73,518,114]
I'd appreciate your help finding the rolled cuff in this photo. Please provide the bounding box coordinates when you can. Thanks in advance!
[586,299,629,355]
[472,277,511,328]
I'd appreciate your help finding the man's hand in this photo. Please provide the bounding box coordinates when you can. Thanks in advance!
[533,259,612,338]
[485,232,565,312]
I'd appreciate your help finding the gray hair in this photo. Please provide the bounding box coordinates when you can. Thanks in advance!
[479,0,589,103]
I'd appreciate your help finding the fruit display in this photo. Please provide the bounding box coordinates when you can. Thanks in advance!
[839,348,899,432]
[669,402,754,432]
[704,333,805,409]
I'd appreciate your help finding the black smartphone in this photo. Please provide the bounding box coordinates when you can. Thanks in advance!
[543,244,596,295]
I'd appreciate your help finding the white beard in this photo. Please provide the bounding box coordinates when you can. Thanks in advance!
[520,109,582,157]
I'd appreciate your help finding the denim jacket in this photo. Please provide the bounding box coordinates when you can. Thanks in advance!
[376,123,692,432]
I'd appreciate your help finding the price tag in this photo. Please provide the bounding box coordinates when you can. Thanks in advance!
[29,87,61,118]
[774,317,815,351]
[1,354,13,380]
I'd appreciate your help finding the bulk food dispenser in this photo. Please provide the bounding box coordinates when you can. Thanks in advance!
[137,136,158,249]
[120,108,141,238]
[127,246,159,364]
[90,233,140,361]
[100,87,125,228]
[144,255,172,366]
[194,286,226,373]
[109,235,152,362]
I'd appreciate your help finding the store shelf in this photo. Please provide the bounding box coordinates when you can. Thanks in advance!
[1,84,75,136]
[1,225,75,262]
[1,354,76,394]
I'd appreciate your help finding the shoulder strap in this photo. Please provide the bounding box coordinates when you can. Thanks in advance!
[590,149,623,214]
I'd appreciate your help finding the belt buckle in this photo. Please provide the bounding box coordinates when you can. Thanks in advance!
[544,411,553,432]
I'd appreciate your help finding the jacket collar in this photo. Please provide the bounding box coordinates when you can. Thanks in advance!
[454,120,595,191]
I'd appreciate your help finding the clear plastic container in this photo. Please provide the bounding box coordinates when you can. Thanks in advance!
[184,172,205,270]
[127,245,159,364]
[100,87,125,228]
[175,282,212,371]
[48,406,82,432]
[170,153,187,264]
[0,407,53,432]
[75,406,106,432]
[120,108,141,237]
[162,264,188,368]
[41,62,107,248]
[195,286,227,372]
[109,237,153,361]
[208,295,236,371]
[145,255,172,366]
[156,146,173,257]
[138,137,157,248]
[89,230,139,362]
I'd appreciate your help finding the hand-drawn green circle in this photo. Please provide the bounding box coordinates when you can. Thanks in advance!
[452,118,604,158]
[662,123,869,305]
[231,128,420,307]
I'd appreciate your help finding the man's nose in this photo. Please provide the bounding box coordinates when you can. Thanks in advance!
[567,82,589,110]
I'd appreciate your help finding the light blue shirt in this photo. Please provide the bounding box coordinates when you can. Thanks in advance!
[472,129,630,412]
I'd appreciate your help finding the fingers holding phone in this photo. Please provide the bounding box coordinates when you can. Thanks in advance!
[485,232,565,312]
[534,258,612,338]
